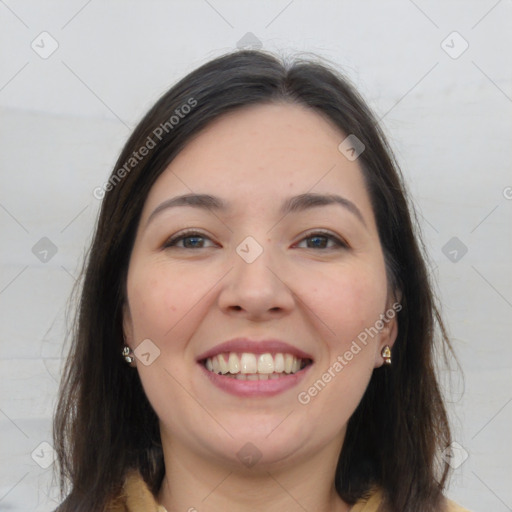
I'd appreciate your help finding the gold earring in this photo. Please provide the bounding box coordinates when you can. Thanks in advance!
[381,345,392,365]
[122,345,134,365]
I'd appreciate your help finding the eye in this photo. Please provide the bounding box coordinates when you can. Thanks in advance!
[295,230,349,250]
[163,230,217,249]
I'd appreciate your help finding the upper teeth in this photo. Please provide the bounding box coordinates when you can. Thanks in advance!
[205,353,304,375]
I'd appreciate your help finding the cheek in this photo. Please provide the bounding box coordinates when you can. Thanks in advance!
[298,261,388,343]
[293,263,387,429]
[125,264,204,425]
[126,262,210,344]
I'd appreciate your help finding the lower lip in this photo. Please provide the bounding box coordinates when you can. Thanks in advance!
[199,363,312,397]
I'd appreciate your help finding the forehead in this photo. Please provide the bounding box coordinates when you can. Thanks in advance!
[140,103,374,221]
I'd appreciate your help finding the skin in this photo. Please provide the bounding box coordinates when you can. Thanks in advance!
[123,103,398,512]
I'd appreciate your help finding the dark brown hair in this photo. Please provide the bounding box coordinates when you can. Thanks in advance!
[54,49,453,511]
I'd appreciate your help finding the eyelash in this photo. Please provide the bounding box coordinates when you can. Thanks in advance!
[163,229,349,250]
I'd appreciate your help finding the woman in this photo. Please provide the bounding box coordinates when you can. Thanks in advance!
[54,50,470,511]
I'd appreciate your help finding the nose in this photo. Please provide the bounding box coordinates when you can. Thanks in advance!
[217,242,295,321]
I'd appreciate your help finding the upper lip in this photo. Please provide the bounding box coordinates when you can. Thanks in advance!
[196,338,314,362]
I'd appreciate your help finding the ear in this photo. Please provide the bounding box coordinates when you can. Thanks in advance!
[122,302,138,368]
[374,296,401,368]
[122,301,134,349]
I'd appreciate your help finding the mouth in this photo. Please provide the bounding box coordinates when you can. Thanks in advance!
[201,352,313,380]
[196,338,314,397]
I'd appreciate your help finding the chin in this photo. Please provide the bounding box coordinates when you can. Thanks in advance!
[206,415,317,467]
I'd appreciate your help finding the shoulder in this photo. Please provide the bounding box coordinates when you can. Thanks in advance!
[349,488,383,512]
[350,488,472,512]
[105,470,166,512]
[446,497,473,512]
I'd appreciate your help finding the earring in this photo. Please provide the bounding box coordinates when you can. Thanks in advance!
[122,345,134,365]
[381,345,392,365]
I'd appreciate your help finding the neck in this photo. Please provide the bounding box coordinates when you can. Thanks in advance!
[157,434,351,512]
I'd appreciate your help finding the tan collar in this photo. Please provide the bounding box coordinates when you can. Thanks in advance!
[107,470,166,512]
[109,471,386,512]
[109,470,469,512]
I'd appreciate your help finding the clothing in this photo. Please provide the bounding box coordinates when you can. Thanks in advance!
[108,470,471,511]
[350,488,471,512]
[106,471,166,512]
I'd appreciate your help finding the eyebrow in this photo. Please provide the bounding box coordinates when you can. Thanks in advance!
[146,192,366,227]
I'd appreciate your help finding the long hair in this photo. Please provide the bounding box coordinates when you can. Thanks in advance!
[54,49,452,511]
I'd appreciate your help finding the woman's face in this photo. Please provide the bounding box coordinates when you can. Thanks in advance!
[123,103,398,471]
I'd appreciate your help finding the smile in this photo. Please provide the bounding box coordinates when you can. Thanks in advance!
[196,338,314,397]
[203,352,312,380]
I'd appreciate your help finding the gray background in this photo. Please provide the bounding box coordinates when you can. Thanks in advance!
[1,1,511,510]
